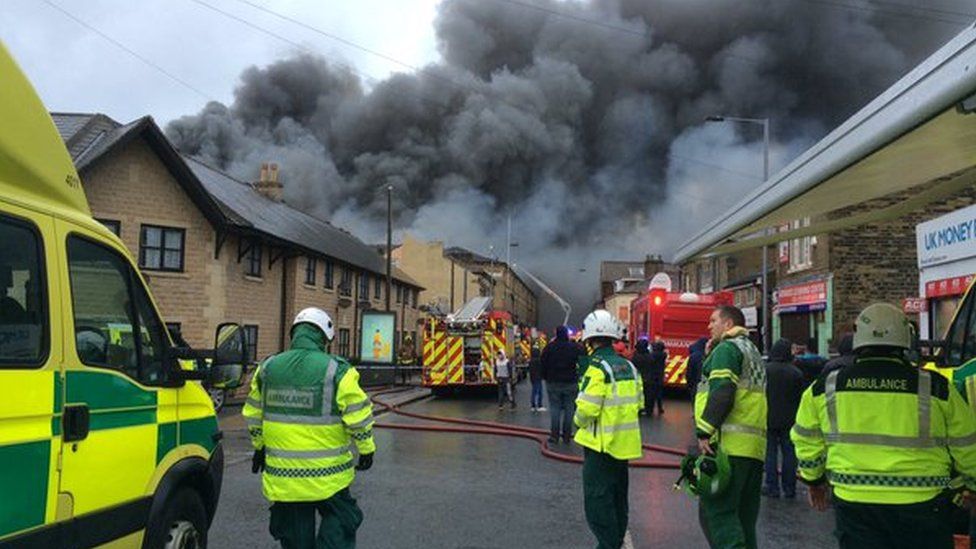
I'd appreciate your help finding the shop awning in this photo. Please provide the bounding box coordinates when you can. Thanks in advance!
[674,23,976,262]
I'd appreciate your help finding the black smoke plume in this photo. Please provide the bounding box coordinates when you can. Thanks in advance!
[166,0,968,327]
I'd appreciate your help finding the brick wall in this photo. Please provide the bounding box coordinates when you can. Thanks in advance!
[82,139,219,351]
[829,183,976,342]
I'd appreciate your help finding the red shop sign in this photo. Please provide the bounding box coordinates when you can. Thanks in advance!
[902,298,928,314]
[925,274,975,298]
[777,279,828,308]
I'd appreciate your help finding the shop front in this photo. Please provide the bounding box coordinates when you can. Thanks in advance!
[773,276,832,356]
[916,204,976,340]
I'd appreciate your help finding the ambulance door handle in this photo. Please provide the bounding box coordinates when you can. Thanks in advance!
[63,404,90,444]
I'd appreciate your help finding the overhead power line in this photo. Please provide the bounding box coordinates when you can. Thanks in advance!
[42,0,215,101]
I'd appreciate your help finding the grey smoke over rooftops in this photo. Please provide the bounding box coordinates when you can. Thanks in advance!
[166,0,967,328]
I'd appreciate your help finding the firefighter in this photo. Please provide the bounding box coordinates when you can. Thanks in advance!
[695,305,767,549]
[792,303,976,548]
[574,309,644,549]
[243,307,376,549]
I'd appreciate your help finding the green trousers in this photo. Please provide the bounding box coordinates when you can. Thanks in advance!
[834,495,954,549]
[269,488,364,549]
[582,448,629,549]
[698,456,763,549]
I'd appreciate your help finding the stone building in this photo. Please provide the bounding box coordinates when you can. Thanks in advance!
[385,236,540,327]
[53,112,423,363]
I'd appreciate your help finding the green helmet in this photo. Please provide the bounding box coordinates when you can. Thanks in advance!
[676,445,731,497]
[853,303,913,351]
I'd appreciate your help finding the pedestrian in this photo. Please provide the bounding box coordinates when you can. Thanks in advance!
[631,339,653,415]
[762,338,805,499]
[695,305,766,549]
[574,309,643,549]
[529,347,546,412]
[242,307,375,549]
[648,340,667,414]
[541,325,583,444]
[792,303,976,549]
[495,350,515,410]
[822,332,854,375]
[687,337,708,400]
[794,340,827,385]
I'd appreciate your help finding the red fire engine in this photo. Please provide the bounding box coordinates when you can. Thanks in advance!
[629,274,734,389]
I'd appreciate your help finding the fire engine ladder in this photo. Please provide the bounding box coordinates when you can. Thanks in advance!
[515,265,571,326]
[452,296,493,322]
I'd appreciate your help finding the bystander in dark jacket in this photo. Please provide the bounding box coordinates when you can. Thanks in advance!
[763,338,805,498]
[541,326,583,442]
[529,348,545,411]
[686,337,708,397]
[631,340,653,414]
[823,333,855,375]
[645,341,667,414]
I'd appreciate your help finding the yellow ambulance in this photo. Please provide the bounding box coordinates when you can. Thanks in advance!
[0,44,244,547]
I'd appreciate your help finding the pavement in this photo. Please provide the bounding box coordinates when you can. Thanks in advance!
[210,383,836,548]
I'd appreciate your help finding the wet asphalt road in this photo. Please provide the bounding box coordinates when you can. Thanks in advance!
[210,384,836,548]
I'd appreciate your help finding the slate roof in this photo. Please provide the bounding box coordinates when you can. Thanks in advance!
[50,112,420,288]
[599,261,645,283]
[185,156,419,286]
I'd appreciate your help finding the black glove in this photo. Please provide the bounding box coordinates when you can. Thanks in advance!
[355,452,374,471]
[251,448,265,474]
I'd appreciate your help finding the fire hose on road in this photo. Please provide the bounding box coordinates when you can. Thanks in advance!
[369,387,684,469]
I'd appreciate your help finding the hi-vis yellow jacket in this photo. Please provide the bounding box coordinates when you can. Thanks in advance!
[791,355,976,504]
[242,324,375,502]
[574,346,644,460]
[694,327,767,461]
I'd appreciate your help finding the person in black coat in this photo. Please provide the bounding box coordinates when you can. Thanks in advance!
[763,338,805,498]
[686,337,708,399]
[541,325,584,443]
[647,340,667,414]
[528,348,545,412]
[631,339,653,415]
[823,332,855,375]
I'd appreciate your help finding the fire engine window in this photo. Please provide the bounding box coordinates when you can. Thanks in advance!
[68,236,169,384]
[0,214,47,367]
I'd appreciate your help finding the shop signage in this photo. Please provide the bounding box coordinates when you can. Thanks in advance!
[902,298,928,314]
[777,279,828,311]
[925,274,975,298]
[916,203,976,268]
[742,306,758,327]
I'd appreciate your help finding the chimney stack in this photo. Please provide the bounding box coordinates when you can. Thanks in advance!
[255,162,283,202]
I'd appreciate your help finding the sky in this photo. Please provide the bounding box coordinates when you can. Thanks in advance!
[1,0,442,123]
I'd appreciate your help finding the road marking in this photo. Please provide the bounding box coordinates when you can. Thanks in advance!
[623,529,634,549]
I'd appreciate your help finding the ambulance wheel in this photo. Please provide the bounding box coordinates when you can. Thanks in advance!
[152,487,209,549]
[207,388,225,413]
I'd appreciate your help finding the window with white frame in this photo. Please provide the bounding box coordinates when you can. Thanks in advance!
[788,218,814,272]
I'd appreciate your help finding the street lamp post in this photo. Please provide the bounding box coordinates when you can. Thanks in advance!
[705,116,771,353]
[385,184,393,312]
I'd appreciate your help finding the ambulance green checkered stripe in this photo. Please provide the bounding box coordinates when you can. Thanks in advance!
[65,371,156,410]
[350,429,372,442]
[265,461,354,478]
[798,456,826,469]
[157,422,177,464]
[180,416,218,453]
[0,440,50,538]
[828,472,951,488]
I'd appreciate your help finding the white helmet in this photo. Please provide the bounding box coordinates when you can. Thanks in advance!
[581,309,624,341]
[853,303,912,351]
[293,307,335,342]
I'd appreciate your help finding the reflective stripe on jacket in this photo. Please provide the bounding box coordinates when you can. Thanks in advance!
[694,328,767,461]
[573,346,644,460]
[791,356,976,504]
[242,323,376,502]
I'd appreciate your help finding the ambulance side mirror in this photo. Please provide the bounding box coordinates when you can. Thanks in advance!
[211,323,248,390]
